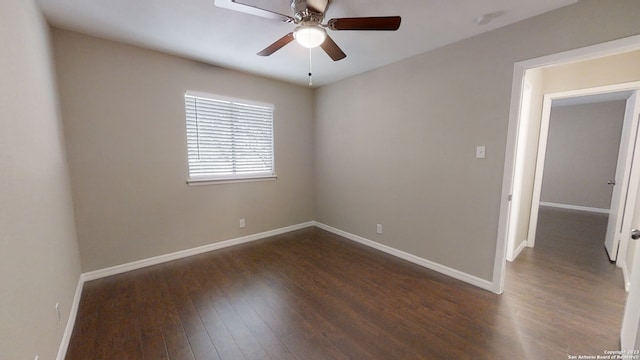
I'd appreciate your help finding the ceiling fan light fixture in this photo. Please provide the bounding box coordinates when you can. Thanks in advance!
[294,25,326,48]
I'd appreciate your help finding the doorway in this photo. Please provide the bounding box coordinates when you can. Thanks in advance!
[515,85,640,288]
[532,96,627,253]
[527,89,636,260]
[494,38,640,294]
[494,34,640,351]
[506,86,639,354]
[539,97,625,216]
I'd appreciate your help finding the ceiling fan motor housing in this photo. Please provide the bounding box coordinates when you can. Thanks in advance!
[291,0,326,24]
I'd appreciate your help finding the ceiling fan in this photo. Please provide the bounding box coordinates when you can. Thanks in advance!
[214,0,402,61]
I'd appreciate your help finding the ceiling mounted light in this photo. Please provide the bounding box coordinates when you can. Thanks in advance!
[294,25,327,48]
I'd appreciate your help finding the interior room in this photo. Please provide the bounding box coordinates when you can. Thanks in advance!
[3,0,640,359]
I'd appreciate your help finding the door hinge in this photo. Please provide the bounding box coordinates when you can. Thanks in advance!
[508,194,513,201]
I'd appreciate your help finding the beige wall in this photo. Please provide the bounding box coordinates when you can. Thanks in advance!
[315,0,640,281]
[4,1,639,357]
[0,1,81,359]
[541,101,625,209]
[52,30,315,272]
[543,50,640,94]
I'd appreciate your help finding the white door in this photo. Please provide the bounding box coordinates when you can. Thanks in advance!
[621,161,640,350]
[621,94,640,349]
[606,93,640,261]
[621,209,640,350]
[506,81,533,261]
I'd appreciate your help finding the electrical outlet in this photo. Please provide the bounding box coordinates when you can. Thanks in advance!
[55,302,60,325]
[376,224,383,234]
[239,218,246,228]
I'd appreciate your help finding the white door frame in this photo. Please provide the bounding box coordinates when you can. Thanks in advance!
[618,93,640,291]
[505,80,533,262]
[526,85,640,253]
[619,93,640,349]
[493,34,640,294]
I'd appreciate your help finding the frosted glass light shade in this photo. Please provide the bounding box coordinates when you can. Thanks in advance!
[294,26,326,48]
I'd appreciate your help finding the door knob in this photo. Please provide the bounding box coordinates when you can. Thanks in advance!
[608,180,616,185]
[632,229,640,240]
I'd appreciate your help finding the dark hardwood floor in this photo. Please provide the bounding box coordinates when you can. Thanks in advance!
[66,207,627,359]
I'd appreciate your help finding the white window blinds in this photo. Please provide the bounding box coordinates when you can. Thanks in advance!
[185,92,275,183]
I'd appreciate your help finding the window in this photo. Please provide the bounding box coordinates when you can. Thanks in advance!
[184,91,275,184]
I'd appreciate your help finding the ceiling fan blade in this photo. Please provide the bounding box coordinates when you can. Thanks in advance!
[320,35,346,61]
[257,33,295,56]
[214,0,294,23]
[327,16,401,31]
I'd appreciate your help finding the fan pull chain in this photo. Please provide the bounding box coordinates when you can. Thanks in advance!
[308,47,313,87]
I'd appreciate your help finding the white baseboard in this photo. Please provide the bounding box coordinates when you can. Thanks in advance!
[507,240,528,262]
[540,202,609,214]
[58,219,497,359]
[313,222,495,292]
[82,221,315,281]
[57,221,314,359]
[56,275,85,360]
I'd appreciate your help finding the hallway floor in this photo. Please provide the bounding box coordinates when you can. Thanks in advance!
[504,206,627,357]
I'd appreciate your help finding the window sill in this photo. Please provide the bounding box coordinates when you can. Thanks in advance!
[186,174,278,186]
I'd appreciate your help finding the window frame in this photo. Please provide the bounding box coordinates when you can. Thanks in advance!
[184,90,277,185]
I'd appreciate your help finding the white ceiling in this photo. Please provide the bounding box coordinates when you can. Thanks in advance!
[37,0,577,87]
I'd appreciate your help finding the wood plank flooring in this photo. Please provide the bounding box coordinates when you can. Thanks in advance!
[504,206,626,358]
[65,207,627,359]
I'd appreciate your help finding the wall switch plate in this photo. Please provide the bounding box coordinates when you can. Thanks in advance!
[476,146,486,159]
[376,224,383,234]
[239,219,246,228]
